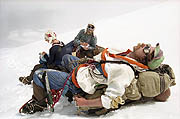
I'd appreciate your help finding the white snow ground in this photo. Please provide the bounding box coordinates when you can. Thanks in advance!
[0,0,180,119]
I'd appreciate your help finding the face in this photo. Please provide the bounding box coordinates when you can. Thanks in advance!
[133,43,154,64]
[45,37,50,43]
[86,24,95,34]
[45,36,54,44]
[51,39,56,44]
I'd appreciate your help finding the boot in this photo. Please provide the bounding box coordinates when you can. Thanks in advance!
[20,83,48,114]
[19,64,44,85]
[20,98,47,114]
[33,82,47,103]
[19,76,31,85]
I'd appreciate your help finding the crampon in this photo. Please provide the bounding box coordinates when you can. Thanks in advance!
[19,88,64,114]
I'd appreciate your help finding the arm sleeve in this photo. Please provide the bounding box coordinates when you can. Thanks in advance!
[44,53,49,61]
[73,29,85,47]
[101,64,134,109]
[88,35,97,50]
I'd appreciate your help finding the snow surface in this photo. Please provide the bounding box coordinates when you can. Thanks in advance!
[0,0,180,119]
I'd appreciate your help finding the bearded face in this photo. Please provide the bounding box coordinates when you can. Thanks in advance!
[133,43,154,64]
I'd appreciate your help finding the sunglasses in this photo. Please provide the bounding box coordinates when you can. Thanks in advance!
[143,44,151,55]
[87,25,95,29]
[143,44,154,65]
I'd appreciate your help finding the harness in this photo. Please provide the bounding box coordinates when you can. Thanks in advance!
[100,48,148,78]
[99,60,138,77]
[72,48,149,88]
[41,71,73,111]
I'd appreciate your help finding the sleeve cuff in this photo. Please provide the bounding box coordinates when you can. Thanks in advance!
[101,95,112,109]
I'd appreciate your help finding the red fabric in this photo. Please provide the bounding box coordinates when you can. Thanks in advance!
[48,34,52,37]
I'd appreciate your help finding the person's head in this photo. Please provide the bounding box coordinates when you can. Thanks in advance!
[86,23,95,34]
[132,43,164,70]
[44,30,57,44]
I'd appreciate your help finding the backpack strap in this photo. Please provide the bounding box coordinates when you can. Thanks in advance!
[99,60,138,77]
[71,64,89,88]
[100,48,149,78]
[116,49,132,56]
[72,48,149,88]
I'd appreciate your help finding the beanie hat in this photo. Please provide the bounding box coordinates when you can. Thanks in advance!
[44,30,57,44]
[148,43,164,70]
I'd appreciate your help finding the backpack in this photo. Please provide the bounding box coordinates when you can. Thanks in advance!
[76,64,176,116]
[138,64,175,97]
[123,64,175,101]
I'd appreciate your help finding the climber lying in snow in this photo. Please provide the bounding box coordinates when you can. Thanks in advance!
[19,43,176,116]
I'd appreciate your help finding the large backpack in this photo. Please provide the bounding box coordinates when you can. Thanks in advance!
[123,64,175,101]
[76,64,176,116]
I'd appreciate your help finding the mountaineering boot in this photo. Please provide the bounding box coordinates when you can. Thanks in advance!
[19,82,48,114]
[19,64,44,85]
[20,98,47,114]
[19,76,31,85]
[33,82,47,103]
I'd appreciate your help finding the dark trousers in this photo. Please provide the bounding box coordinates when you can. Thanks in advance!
[27,64,44,82]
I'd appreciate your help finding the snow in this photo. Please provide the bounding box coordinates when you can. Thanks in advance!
[0,0,180,119]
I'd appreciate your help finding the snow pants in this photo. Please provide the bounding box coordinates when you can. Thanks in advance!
[33,54,82,101]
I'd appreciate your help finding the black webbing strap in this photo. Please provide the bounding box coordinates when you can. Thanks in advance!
[99,60,139,78]
[40,71,47,92]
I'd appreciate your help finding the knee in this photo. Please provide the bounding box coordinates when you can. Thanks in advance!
[33,70,44,87]
[63,54,72,60]
[62,54,79,63]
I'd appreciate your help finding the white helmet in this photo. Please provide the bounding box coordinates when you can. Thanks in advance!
[44,30,57,44]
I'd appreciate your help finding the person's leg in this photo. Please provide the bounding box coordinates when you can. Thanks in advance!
[33,69,71,96]
[21,69,77,114]
[19,64,44,85]
[28,64,44,81]
[33,82,47,104]
[61,54,80,72]
[20,82,47,114]
[76,48,86,58]
[33,68,83,97]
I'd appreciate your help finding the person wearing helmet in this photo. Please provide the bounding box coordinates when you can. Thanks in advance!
[19,30,65,85]
[73,23,97,58]
[42,30,65,67]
